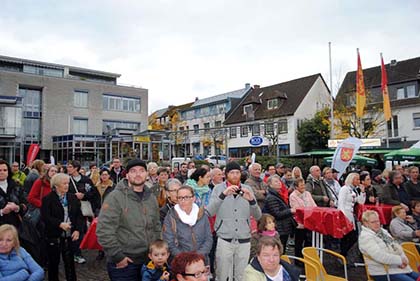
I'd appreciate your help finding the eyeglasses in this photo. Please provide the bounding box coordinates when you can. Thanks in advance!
[167,189,179,193]
[177,195,194,201]
[183,266,210,278]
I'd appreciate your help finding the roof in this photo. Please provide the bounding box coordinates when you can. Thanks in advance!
[338,56,420,96]
[190,86,250,108]
[224,74,323,125]
[152,108,169,118]
[0,54,121,78]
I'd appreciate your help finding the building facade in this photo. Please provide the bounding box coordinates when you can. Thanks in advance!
[224,74,331,158]
[336,56,420,148]
[0,55,148,165]
[176,85,251,157]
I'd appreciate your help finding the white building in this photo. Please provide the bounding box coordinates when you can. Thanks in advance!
[336,56,420,148]
[177,84,251,156]
[223,74,331,157]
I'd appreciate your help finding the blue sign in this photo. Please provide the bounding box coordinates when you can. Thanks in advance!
[249,136,263,146]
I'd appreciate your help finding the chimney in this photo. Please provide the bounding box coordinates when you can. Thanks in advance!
[245,83,251,88]
[253,84,260,89]
[195,97,199,101]
[390,59,398,66]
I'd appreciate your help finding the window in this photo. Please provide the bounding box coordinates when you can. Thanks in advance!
[74,90,88,108]
[407,85,417,98]
[241,126,248,137]
[396,85,418,100]
[363,118,373,133]
[74,118,88,135]
[413,113,420,128]
[102,120,140,133]
[23,65,63,78]
[243,104,253,115]
[193,124,199,134]
[103,94,141,112]
[24,118,40,142]
[19,88,41,113]
[204,122,210,133]
[230,127,237,138]
[252,124,260,136]
[267,99,278,110]
[387,116,399,137]
[201,107,209,116]
[397,88,405,99]
[346,95,355,106]
[278,119,288,134]
[19,87,42,143]
[265,123,274,135]
[215,121,222,128]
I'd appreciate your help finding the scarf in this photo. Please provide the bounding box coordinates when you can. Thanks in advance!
[0,180,7,193]
[185,179,210,206]
[261,230,278,237]
[174,203,199,226]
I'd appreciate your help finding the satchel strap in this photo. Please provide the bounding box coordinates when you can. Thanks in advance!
[70,177,79,193]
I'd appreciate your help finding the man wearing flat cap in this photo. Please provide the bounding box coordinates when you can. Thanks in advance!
[97,159,161,280]
[207,161,262,281]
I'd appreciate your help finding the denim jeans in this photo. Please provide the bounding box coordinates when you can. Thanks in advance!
[107,262,142,281]
[373,271,420,281]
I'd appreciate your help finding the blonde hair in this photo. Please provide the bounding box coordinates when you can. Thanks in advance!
[0,224,20,254]
[344,172,360,187]
[291,167,302,180]
[392,205,405,218]
[361,210,379,223]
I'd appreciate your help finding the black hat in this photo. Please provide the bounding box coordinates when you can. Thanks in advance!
[126,159,147,172]
[371,169,382,179]
[225,161,241,174]
[332,168,340,174]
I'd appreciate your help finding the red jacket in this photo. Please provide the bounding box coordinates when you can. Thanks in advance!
[27,178,52,208]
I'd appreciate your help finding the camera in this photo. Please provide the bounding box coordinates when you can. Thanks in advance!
[236,188,244,196]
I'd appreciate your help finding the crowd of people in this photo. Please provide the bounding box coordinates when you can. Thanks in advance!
[1,156,420,280]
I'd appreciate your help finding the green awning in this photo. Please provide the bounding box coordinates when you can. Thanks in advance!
[384,148,420,161]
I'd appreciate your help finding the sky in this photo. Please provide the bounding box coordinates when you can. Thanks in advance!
[1,0,420,114]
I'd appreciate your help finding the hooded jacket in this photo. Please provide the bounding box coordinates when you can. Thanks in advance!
[96,179,161,265]
[162,205,213,260]
[244,256,300,281]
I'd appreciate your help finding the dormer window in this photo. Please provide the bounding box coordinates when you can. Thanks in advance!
[267,98,279,110]
[243,104,253,115]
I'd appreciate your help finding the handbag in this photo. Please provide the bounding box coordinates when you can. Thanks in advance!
[70,177,94,217]
[23,183,44,226]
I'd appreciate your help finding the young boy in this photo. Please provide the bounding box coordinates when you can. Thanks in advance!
[141,239,171,281]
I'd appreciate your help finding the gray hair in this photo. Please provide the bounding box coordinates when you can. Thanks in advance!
[309,165,320,174]
[165,178,182,191]
[344,172,360,187]
[267,174,281,186]
[147,162,158,170]
[51,173,70,189]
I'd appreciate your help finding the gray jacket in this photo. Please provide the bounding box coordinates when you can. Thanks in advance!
[96,179,161,265]
[162,205,213,259]
[389,217,418,243]
[206,182,262,240]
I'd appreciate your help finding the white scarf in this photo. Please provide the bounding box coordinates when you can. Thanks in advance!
[0,180,7,193]
[174,203,199,226]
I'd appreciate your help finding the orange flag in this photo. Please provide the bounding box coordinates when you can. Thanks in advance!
[381,53,392,121]
[356,49,366,117]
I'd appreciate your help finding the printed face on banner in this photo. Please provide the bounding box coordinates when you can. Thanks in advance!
[340,147,354,162]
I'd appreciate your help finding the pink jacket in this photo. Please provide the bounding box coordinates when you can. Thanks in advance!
[289,190,317,228]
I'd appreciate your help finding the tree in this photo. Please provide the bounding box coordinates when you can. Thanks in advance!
[297,108,331,152]
[333,90,387,139]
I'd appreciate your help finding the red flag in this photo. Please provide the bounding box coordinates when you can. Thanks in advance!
[381,53,392,121]
[356,49,366,118]
[26,144,40,166]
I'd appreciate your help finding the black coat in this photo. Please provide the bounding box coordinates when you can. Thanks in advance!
[263,188,296,236]
[69,175,100,215]
[41,191,84,238]
[0,179,27,227]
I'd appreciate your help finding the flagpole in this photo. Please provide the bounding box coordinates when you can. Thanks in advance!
[381,52,390,148]
[357,48,363,138]
[329,42,334,139]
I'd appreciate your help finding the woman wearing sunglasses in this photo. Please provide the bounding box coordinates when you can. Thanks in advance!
[163,185,213,263]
